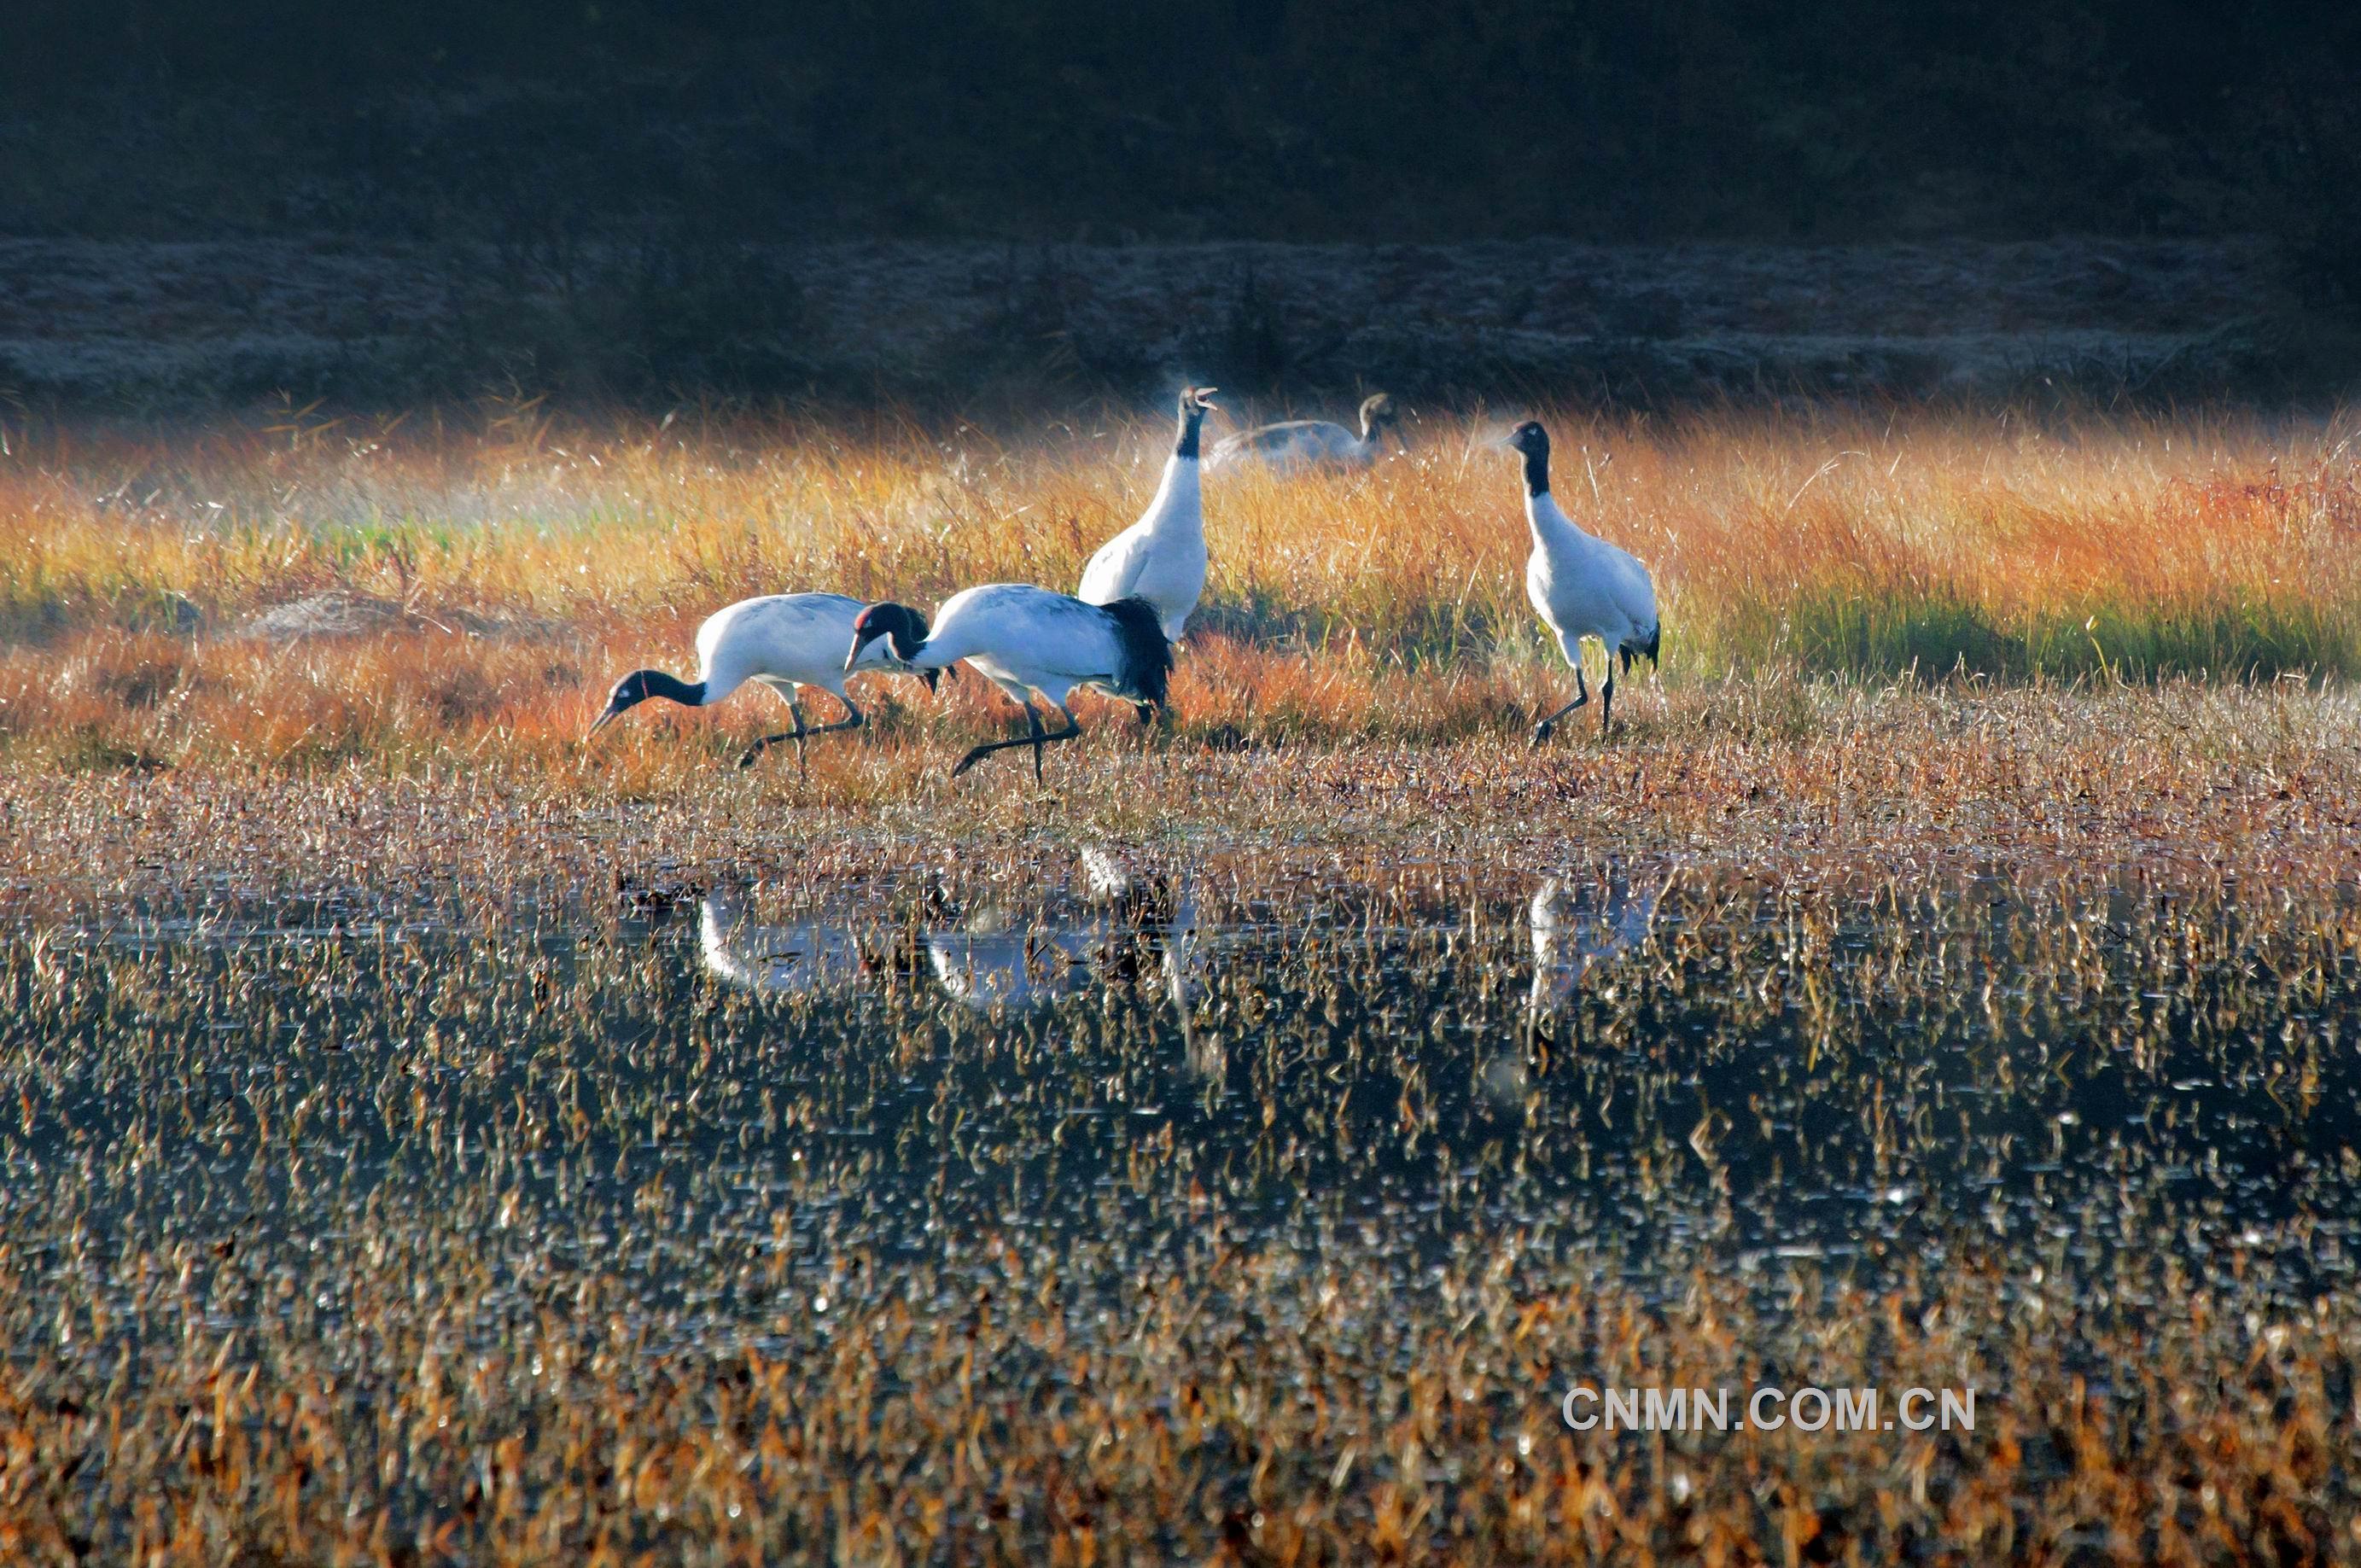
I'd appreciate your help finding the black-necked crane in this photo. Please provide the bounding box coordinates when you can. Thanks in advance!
[1209,392,1406,471]
[844,585,1172,784]
[1078,387,1216,642]
[1504,422,1661,742]
[589,592,936,771]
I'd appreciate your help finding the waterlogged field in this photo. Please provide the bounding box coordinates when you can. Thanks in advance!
[0,813,2358,1562]
[0,400,2358,1562]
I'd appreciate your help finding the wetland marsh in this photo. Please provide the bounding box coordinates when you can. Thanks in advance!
[0,400,2358,1562]
[2,805,2358,1562]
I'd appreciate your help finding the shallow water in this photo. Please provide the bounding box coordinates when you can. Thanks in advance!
[6,846,2360,1555]
[9,847,2357,1356]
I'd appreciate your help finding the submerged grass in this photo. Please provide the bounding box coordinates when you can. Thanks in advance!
[0,825,2357,1564]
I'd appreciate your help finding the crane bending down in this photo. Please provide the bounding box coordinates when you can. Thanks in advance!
[589,592,936,771]
[845,585,1173,784]
[1078,387,1216,643]
[1209,392,1405,471]
[1504,422,1661,743]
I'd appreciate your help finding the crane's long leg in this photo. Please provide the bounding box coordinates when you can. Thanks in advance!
[1599,667,1616,742]
[1533,665,1589,746]
[740,691,867,772]
[951,700,1083,782]
[738,699,812,772]
[801,691,866,736]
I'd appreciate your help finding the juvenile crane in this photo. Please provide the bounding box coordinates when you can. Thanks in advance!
[590,592,936,771]
[1505,421,1661,742]
[1078,387,1216,641]
[845,585,1172,784]
[1209,392,1406,471]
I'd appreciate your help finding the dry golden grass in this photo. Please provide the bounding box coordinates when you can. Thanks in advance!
[1,399,2358,783]
[3,677,2354,917]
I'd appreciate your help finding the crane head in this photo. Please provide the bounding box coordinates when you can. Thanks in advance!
[846,602,930,672]
[588,667,705,738]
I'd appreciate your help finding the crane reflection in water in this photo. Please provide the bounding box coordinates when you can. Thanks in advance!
[697,847,1206,1062]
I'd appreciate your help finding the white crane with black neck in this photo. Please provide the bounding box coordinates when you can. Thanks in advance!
[845,584,1173,784]
[589,592,938,771]
[1503,421,1661,743]
[1078,387,1216,643]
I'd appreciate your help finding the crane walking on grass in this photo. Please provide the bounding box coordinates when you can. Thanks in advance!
[1504,421,1660,743]
[589,592,937,771]
[845,585,1173,784]
[1209,392,1406,471]
[1078,387,1216,643]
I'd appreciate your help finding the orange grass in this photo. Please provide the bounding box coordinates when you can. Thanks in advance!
[0,400,2358,775]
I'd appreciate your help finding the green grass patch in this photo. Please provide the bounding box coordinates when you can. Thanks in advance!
[1703,585,2360,682]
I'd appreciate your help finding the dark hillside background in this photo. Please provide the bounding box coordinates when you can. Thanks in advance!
[3,0,2356,406]
[8,1,2353,257]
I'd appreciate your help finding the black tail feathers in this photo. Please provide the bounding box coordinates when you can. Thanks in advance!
[1101,596,1175,712]
[1620,623,1663,675]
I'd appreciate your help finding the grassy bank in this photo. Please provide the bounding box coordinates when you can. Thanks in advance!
[2,680,2353,917]
[0,402,2357,776]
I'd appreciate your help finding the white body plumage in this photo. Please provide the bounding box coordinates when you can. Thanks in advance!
[1078,387,1215,639]
[1504,421,1660,741]
[892,584,1169,714]
[846,584,1174,781]
[591,591,927,769]
[1524,491,1659,671]
[694,592,905,708]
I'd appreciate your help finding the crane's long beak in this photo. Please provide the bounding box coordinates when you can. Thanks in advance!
[587,705,621,738]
